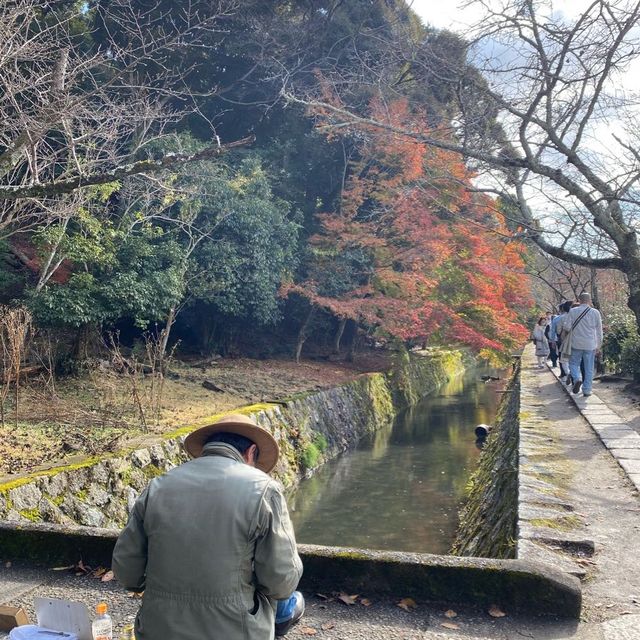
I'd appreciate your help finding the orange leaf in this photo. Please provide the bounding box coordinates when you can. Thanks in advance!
[299,627,317,635]
[441,621,460,630]
[444,609,457,618]
[397,597,417,611]
[488,604,506,618]
[338,593,359,606]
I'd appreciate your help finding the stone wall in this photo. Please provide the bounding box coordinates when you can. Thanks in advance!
[452,358,520,559]
[0,350,465,530]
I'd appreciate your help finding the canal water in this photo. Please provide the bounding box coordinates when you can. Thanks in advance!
[288,369,506,554]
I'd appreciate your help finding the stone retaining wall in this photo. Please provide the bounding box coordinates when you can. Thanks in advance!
[0,350,465,530]
[452,358,520,558]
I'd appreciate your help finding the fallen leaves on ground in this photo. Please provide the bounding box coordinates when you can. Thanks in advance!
[299,627,317,635]
[360,598,372,607]
[396,598,417,612]
[444,609,457,618]
[127,592,144,599]
[101,570,114,582]
[337,593,359,606]
[321,622,335,631]
[488,604,506,618]
[441,621,460,630]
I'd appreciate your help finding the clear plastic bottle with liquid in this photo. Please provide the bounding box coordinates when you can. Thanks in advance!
[92,602,113,640]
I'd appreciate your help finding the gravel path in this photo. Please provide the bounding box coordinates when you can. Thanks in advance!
[0,565,593,639]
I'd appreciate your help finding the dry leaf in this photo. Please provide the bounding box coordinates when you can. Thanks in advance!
[338,593,359,606]
[488,604,506,618]
[321,622,335,630]
[397,598,417,612]
[299,627,317,636]
[101,570,114,582]
[360,598,372,607]
[93,567,106,578]
[127,591,144,599]
[51,565,74,571]
[316,593,329,600]
[441,622,460,630]
[444,609,457,618]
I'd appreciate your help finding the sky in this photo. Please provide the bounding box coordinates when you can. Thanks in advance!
[411,0,592,32]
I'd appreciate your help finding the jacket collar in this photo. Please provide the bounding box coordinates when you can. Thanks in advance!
[201,442,246,465]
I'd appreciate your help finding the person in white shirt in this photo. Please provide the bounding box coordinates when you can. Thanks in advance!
[563,292,603,397]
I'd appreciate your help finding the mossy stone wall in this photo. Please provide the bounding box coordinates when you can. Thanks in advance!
[452,359,520,559]
[0,350,465,530]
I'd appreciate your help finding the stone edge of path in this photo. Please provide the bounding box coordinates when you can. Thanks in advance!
[517,346,598,583]
[548,357,640,493]
[0,521,581,619]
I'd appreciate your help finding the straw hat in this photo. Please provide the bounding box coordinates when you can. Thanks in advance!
[183,413,279,473]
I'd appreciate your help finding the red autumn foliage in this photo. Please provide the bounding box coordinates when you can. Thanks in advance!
[283,98,532,357]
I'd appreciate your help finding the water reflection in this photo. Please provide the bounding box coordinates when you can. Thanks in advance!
[288,369,505,554]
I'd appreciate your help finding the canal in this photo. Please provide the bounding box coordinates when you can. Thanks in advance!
[288,369,505,554]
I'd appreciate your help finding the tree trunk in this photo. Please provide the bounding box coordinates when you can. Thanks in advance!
[71,324,92,363]
[159,306,176,363]
[347,320,359,363]
[333,317,347,354]
[295,306,315,364]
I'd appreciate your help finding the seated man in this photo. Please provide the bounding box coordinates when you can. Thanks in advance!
[113,414,304,639]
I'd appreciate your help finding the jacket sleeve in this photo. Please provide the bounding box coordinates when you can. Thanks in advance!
[596,310,603,349]
[253,482,303,600]
[112,487,150,591]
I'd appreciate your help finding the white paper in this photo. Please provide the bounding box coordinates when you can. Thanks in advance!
[34,598,92,640]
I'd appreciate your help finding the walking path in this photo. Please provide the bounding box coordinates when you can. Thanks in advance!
[2,351,640,639]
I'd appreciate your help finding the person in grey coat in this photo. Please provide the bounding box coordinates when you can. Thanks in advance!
[112,413,304,640]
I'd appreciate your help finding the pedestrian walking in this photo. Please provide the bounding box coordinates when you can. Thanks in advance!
[112,414,304,640]
[546,310,559,368]
[551,301,572,378]
[562,293,603,397]
[532,316,551,368]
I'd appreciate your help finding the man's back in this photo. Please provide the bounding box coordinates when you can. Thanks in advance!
[113,442,302,640]
[566,304,603,350]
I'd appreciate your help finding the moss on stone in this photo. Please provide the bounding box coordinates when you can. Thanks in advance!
[0,457,101,496]
[19,508,41,522]
[142,465,163,480]
[301,443,321,470]
[529,515,581,532]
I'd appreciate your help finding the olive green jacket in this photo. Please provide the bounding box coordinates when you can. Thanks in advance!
[112,442,303,640]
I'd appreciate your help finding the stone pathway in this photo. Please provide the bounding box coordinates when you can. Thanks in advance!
[549,365,640,492]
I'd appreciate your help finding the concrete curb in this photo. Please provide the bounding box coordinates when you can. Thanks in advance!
[0,521,581,618]
[548,360,640,493]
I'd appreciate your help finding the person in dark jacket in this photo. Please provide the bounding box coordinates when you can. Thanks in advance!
[112,414,304,640]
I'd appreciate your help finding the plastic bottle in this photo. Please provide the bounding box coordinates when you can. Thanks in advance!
[92,602,113,640]
[120,624,135,640]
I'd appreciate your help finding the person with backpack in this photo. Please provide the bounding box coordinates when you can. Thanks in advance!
[563,292,603,397]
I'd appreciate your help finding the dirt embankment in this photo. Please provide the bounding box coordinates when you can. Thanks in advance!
[0,354,390,477]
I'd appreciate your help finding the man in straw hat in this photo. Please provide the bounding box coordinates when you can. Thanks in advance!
[112,413,304,639]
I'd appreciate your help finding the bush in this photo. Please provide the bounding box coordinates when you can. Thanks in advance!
[602,311,637,373]
[620,333,640,383]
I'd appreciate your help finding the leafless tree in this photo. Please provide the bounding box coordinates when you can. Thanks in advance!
[0,0,252,237]
[283,0,640,331]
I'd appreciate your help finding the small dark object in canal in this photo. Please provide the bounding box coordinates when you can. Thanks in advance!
[474,424,492,438]
[480,375,501,382]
